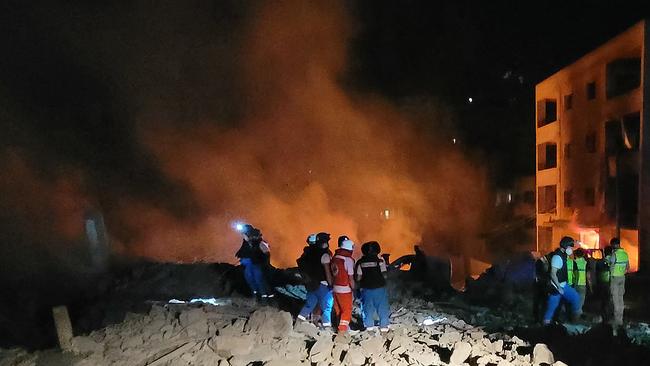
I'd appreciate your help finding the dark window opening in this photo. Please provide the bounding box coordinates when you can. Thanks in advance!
[537,99,557,127]
[584,187,595,206]
[622,112,640,151]
[537,143,557,170]
[538,185,557,213]
[606,58,641,99]
[564,94,573,110]
[587,82,597,100]
[538,227,553,251]
[605,120,623,156]
[564,190,573,208]
[619,174,639,228]
[586,132,597,153]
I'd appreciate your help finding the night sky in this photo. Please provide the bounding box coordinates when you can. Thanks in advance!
[1,1,649,190]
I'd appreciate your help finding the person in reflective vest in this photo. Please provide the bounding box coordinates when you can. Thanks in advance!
[596,246,613,323]
[608,238,629,331]
[331,237,356,332]
[566,255,575,287]
[543,236,582,325]
[573,249,588,313]
[355,241,390,332]
[297,232,334,328]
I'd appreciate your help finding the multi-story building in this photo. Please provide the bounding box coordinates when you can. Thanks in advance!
[535,20,649,271]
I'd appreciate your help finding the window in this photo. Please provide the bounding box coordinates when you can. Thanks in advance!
[587,82,596,100]
[564,143,571,159]
[584,188,595,206]
[622,112,640,151]
[537,99,557,127]
[605,120,623,156]
[537,142,557,170]
[586,132,597,153]
[606,58,641,99]
[538,185,557,213]
[564,190,573,208]
[564,94,573,110]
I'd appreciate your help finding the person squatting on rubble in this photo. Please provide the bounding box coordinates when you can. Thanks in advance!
[296,232,334,328]
[572,248,589,314]
[608,237,629,332]
[543,236,582,325]
[331,236,356,332]
[355,241,390,332]
[235,225,273,299]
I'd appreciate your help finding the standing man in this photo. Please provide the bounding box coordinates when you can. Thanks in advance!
[356,241,390,332]
[596,246,613,323]
[543,236,582,325]
[297,232,334,329]
[331,236,356,333]
[608,238,629,333]
[573,249,589,314]
[235,225,273,300]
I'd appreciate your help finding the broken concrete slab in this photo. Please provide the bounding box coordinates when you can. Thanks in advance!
[309,338,334,364]
[70,336,104,355]
[532,343,554,365]
[450,341,472,365]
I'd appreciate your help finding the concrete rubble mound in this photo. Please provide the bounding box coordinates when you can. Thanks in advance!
[0,298,559,366]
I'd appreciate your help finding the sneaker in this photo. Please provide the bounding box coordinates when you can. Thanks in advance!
[380,327,390,333]
[297,315,308,322]
[348,330,360,336]
[365,326,377,332]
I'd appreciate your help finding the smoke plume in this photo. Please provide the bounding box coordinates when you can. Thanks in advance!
[0,0,488,269]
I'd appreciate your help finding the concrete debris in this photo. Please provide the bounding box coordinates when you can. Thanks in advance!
[532,343,554,365]
[1,296,556,366]
[450,341,472,364]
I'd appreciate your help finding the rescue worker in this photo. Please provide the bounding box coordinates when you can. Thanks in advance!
[355,241,390,332]
[543,236,582,325]
[596,246,613,323]
[608,238,629,332]
[235,226,273,299]
[331,236,356,332]
[533,253,550,323]
[573,248,589,313]
[297,232,334,329]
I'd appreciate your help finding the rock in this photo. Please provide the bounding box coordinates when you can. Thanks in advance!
[511,336,526,346]
[450,341,472,365]
[246,307,293,339]
[360,335,385,356]
[309,338,334,364]
[344,345,366,366]
[438,330,462,345]
[533,343,554,365]
[411,349,440,365]
[293,321,319,339]
[552,362,568,366]
[493,339,504,353]
[70,336,104,355]
[213,334,254,357]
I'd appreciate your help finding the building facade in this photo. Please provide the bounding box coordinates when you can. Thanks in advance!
[535,20,650,272]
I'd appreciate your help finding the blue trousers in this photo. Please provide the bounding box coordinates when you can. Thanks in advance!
[543,285,581,323]
[299,284,333,325]
[241,258,270,296]
[361,287,390,328]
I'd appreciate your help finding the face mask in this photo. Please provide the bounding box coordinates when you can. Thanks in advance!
[565,247,573,256]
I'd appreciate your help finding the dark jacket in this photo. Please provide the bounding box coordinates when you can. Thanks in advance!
[236,239,269,265]
[355,254,386,289]
[297,246,331,290]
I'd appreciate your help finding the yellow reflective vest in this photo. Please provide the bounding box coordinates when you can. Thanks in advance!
[574,257,587,286]
[611,249,629,277]
[566,257,574,285]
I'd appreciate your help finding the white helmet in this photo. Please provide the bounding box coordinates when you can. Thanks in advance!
[340,239,354,251]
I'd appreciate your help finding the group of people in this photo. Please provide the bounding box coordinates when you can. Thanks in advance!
[535,235,629,333]
[234,224,390,333]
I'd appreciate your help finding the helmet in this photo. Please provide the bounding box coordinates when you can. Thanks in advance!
[340,239,354,251]
[316,232,331,245]
[559,236,575,249]
[241,224,255,235]
[247,228,262,240]
[610,237,621,248]
[306,234,317,245]
[338,235,350,247]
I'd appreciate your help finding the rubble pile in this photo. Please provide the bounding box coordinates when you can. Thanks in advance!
[1,297,569,366]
